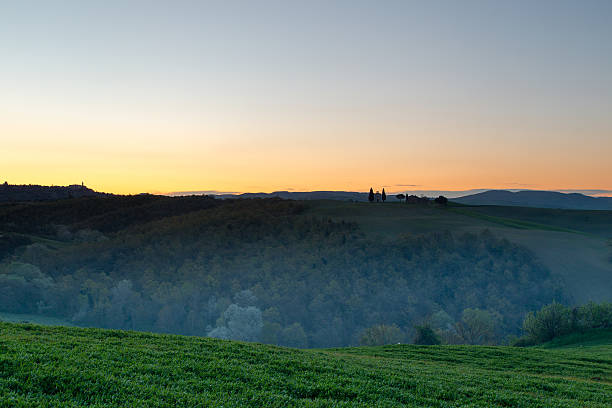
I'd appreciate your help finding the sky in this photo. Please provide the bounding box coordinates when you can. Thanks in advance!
[1,0,611,195]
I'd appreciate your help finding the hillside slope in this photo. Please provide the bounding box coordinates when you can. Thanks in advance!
[1,197,567,347]
[307,200,612,303]
[539,328,612,351]
[0,323,610,407]
[2,197,611,347]
[0,183,104,202]
[453,190,612,210]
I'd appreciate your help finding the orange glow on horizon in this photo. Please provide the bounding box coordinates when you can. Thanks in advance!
[3,111,611,196]
[2,2,611,197]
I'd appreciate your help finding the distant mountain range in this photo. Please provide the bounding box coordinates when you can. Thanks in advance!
[0,183,104,202]
[211,189,612,210]
[211,190,460,201]
[453,190,612,210]
[214,191,370,201]
[3,183,612,210]
[172,189,491,200]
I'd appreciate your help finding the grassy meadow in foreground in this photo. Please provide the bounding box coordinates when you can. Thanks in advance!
[0,323,610,407]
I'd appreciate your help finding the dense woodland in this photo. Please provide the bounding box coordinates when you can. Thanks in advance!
[0,196,566,347]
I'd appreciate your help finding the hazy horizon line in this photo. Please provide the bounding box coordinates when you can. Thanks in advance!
[5,182,612,198]
[167,188,612,198]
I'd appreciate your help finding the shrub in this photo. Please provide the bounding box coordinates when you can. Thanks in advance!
[279,323,308,348]
[511,336,538,347]
[359,324,404,346]
[522,301,571,343]
[576,302,612,330]
[434,196,448,206]
[209,304,263,342]
[455,308,501,345]
[516,301,612,346]
[413,324,441,345]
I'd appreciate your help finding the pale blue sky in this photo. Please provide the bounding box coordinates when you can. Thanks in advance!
[1,1,611,193]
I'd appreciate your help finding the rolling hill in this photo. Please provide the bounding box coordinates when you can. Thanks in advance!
[0,322,610,407]
[0,183,104,202]
[1,196,612,348]
[454,190,612,210]
[306,199,612,304]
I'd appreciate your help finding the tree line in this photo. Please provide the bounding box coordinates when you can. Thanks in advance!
[358,301,612,347]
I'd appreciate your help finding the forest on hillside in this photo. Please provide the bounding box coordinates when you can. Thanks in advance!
[0,196,566,347]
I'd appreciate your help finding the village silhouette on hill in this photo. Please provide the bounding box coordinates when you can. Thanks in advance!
[368,187,448,206]
[0,182,103,202]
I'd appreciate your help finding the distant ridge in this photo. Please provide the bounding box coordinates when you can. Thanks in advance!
[215,190,369,201]
[0,183,105,202]
[453,190,612,210]
[172,189,493,200]
[5,184,610,208]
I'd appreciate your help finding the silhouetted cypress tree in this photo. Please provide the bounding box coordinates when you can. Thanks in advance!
[368,188,374,202]
[382,188,386,202]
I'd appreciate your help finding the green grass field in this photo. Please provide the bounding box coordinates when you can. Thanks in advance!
[538,329,612,351]
[1,322,610,407]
